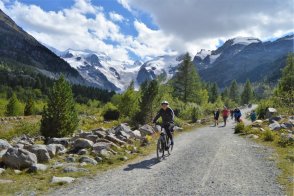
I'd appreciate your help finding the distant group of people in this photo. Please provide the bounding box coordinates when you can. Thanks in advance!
[213,107,243,127]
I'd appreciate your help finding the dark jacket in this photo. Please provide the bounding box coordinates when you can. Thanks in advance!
[153,107,174,125]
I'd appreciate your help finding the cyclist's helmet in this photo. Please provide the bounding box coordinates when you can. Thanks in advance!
[161,100,169,105]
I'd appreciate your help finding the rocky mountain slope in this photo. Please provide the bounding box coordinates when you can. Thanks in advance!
[0,9,90,86]
[195,35,294,87]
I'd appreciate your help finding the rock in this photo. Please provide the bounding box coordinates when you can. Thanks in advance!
[255,120,263,124]
[99,149,111,158]
[139,124,154,136]
[0,139,12,151]
[269,121,281,131]
[14,170,22,174]
[114,124,133,139]
[0,149,7,163]
[154,125,162,132]
[25,145,51,163]
[28,164,48,173]
[174,126,183,131]
[78,149,88,155]
[0,168,5,174]
[92,142,111,153]
[65,156,76,163]
[78,132,98,143]
[92,130,107,138]
[63,166,88,173]
[281,123,293,129]
[119,156,128,161]
[51,176,75,184]
[79,156,97,165]
[2,148,37,169]
[265,108,277,118]
[105,135,127,146]
[14,144,24,149]
[73,138,94,149]
[47,138,70,147]
[269,116,283,123]
[0,179,13,184]
[260,128,266,132]
[46,144,66,158]
[95,156,103,162]
[132,130,142,139]
[51,162,64,169]
[280,133,294,143]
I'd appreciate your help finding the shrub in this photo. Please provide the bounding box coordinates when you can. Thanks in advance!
[102,103,120,121]
[234,122,245,134]
[278,133,294,147]
[5,93,23,116]
[263,129,275,141]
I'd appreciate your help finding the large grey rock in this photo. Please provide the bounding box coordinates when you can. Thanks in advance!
[25,145,51,163]
[0,168,5,174]
[269,116,283,123]
[2,148,37,169]
[78,132,98,143]
[0,139,11,151]
[73,138,94,149]
[77,149,88,155]
[79,156,97,165]
[99,149,111,158]
[105,134,127,145]
[114,124,133,139]
[93,130,107,138]
[92,142,112,152]
[47,138,70,147]
[63,166,88,173]
[132,130,142,139]
[281,122,293,129]
[139,124,154,136]
[51,176,75,184]
[269,121,281,131]
[28,163,48,173]
[46,144,66,158]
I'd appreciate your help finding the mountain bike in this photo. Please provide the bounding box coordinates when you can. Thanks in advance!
[156,125,173,161]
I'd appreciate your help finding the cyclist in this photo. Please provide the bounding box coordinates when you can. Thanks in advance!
[153,101,175,146]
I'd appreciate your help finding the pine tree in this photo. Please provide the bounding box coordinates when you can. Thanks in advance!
[24,97,34,116]
[241,79,253,104]
[135,80,159,124]
[229,80,239,103]
[221,87,229,101]
[209,83,218,103]
[173,53,201,103]
[40,76,78,137]
[5,93,21,116]
[118,81,139,119]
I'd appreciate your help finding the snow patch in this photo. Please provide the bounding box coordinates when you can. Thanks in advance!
[232,37,261,46]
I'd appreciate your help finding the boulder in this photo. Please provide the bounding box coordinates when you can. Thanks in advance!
[79,156,97,165]
[132,130,142,139]
[65,156,76,163]
[114,124,133,139]
[269,121,281,131]
[25,145,51,163]
[0,139,11,151]
[92,142,111,152]
[269,116,283,123]
[93,130,107,138]
[99,149,111,158]
[63,166,88,173]
[2,148,37,169]
[281,123,293,129]
[0,168,5,174]
[139,124,154,136]
[46,144,66,158]
[73,138,94,149]
[14,170,22,174]
[28,163,48,173]
[78,132,98,143]
[77,149,88,155]
[95,156,103,162]
[105,134,127,146]
[51,176,75,184]
[47,138,70,147]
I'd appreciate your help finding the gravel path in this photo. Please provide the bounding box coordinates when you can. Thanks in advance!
[50,108,283,196]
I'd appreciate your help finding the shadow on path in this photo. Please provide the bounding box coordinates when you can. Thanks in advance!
[123,157,159,171]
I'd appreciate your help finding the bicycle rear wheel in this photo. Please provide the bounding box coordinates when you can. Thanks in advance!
[156,137,165,161]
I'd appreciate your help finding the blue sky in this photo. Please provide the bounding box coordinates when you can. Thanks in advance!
[0,0,293,63]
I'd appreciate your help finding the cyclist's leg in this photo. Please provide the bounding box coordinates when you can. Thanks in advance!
[167,124,174,145]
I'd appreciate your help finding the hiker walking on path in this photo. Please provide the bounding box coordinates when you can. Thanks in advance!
[234,108,242,122]
[213,109,220,126]
[222,107,230,126]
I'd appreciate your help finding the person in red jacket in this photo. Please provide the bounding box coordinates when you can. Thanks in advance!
[222,106,230,127]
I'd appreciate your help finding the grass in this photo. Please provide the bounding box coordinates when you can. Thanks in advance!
[237,124,294,196]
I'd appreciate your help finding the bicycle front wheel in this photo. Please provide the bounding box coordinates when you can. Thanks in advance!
[156,137,165,161]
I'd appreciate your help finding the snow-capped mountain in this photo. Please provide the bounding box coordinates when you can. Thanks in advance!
[57,49,140,92]
[136,55,184,84]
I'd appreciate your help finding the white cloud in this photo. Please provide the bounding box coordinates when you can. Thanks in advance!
[109,11,124,22]
[117,0,131,12]
[125,0,294,54]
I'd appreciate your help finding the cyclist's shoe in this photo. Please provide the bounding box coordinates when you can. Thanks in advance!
[171,141,174,146]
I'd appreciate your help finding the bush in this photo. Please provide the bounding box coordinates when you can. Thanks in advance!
[234,122,245,134]
[278,133,294,147]
[263,129,275,141]
[102,103,120,121]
